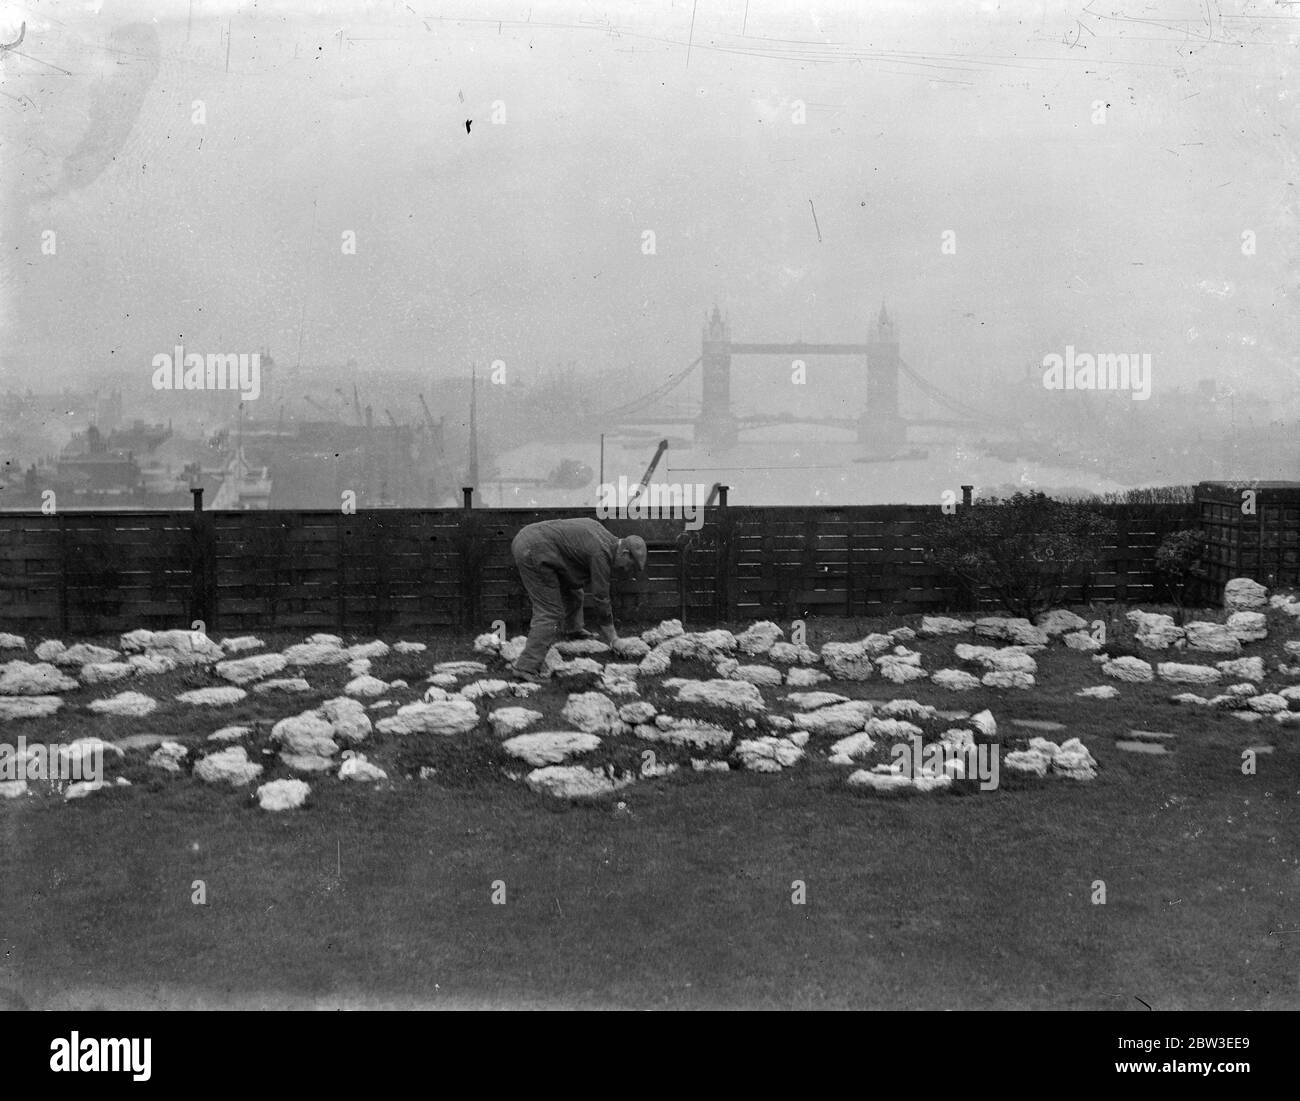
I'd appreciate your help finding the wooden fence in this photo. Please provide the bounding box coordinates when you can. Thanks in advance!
[0,502,1200,636]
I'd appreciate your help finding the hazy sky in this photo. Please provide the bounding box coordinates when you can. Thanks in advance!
[2,0,1296,415]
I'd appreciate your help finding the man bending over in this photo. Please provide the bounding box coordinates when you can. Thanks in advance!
[509,518,647,683]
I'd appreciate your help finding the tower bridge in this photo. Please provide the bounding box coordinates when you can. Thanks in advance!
[594,301,991,449]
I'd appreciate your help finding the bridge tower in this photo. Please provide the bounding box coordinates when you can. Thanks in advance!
[697,304,738,449]
[860,301,905,450]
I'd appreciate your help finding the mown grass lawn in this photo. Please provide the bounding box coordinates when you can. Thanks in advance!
[1,606,1297,1010]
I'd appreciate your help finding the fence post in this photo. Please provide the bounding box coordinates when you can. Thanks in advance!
[462,486,474,510]
[336,512,347,634]
[456,496,484,630]
[189,488,216,631]
[58,513,69,634]
[713,486,734,624]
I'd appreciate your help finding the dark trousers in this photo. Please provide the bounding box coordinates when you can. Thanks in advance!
[512,535,585,673]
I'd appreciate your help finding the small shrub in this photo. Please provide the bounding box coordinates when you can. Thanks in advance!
[922,492,1116,619]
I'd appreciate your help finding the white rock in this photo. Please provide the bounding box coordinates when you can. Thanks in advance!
[1227,611,1268,643]
[731,664,782,687]
[1035,609,1088,636]
[1224,577,1268,612]
[1157,662,1222,686]
[984,649,1038,674]
[1216,656,1266,682]
[375,699,480,736]
[426,673,459,689]
[34,640,65,662]
[52,643,119,667]
[1184,622,1242,654]
[919,616,974,636]
[86,691,156,717]
[970,709,997,739]
[617,701,657,725]
[0,696,63,720]
[0,662,78,695]
[127,654,177,676]
[216,652,287,685]
[544,654,603,678]
[125,629,224,664]
[1169,692,1210,706]
[220,636,265,653]
[1246,693,1289,714]
[643,717,733,749]
[433,660,488,677]
[931,668,980,692]
[393,641,427,654]
[1064,631,1103,653]
[1127,611,1185,650]
[820,641,876,681]
[641,619,685,647]
[282,642,348,666]
[734,736,803,770]
[253,677,313,694]
[280,752,335,772]
[674,678,765,713]
[611,636,650,660]
[208,725,250,742]
[975,617,1048,646]
[257,778,310,811]
[503,730,602,766]
[321,697,372,743]
[347,640,390,660]
[64,780,112,800]
[736,621,784,655]
[489,707,544,737]
[982,670,1034,689]
[78,661,132,685]
[791,700,876,737]
[1051,737,1098,781]
[554,637,611,658]
[768,642,820,665]
[889,627,917,644]
[0,633,25,650]
[877,656,929,684]
[148,742,188,772]
[1273,710,1300,725]
[341,675,387,698]
[783,691,848,710]
[526,765,633,799]
[1102,656,1155,683]
[270,712,337,757]
[848,770,946,792]
[665,630,738,661]
[338,752,387,782]
[175,686,247,707]
[827,732,876,764]
[785,667,830,686]
[194,746,263,786]
[459,678,516,701]
[0,780,28,798]
[1003,749,1050,777]
[638,647,673,676]
[1076,685,1119,699]
[57,737,124,772]
[560,692,622,735]
[691,759,732,772]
